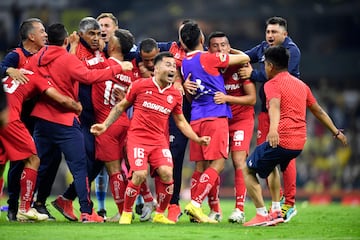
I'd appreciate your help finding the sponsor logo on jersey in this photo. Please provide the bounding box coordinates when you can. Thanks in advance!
[225,84,240,91]
[142,101,171,114]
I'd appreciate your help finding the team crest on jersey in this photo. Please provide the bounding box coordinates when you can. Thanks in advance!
[232,72,240,81]
[167,95,173,104]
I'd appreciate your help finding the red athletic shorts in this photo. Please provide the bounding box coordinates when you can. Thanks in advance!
[229,116,254,153]
[95,122,128,162]
[189,117,229,161]
[126,138,173,176]
[0,120,37,164]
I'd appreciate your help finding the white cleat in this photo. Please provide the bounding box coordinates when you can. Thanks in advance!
[228,208,245,224]
[17,208,49,222]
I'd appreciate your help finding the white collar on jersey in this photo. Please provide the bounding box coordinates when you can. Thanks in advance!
[152,77,172,93]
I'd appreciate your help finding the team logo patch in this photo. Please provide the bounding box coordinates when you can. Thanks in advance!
[167,95,173,104]
[232,72,239,81]
[135,158,143,167]
[166,184,174,194]
[199,173,210,183]
[234,130,244,141]
[216,52,227,62]
[126,187,138,197]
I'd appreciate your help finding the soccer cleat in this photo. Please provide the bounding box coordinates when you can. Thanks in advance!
[97,209,107,221]
[119,211,133,224]
[280,195,285,206]
[16,208,49,222]
[135,195,145,215]
[243,213,274,227]
[7,208,18,222]
[167,204,182,222]
[208,210,222,222]
[281,204,297,223]
[140,200,157,222]
[189,216,200,223]
[33,202,56,221]
[152,213,175,224]
[107,212,120,222]
[228,208,245,223]
[51,195,78,221]
[269,209,284,224]
[81,210,104,223]
[184,202,218,223]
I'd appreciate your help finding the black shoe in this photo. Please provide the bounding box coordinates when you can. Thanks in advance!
[7,208,17,222]
[33,202,56,221]
[97,209,107,220]
[135,203,144,215]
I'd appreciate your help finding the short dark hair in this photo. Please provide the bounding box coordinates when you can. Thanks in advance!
[264,45,289,69]
[114,29,135,55]
[207,31,227,46]
[19,18,43,41]
[266,16,287,30]
[139,38,157,53]
[154,51,174,65]
[180,22,201,51]
[47,23,68,46]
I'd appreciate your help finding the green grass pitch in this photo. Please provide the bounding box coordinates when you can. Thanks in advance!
[1,197,359,240]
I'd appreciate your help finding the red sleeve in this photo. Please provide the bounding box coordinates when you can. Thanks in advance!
[200,52,229,75]
[67,54,122,84]
[306,84,317,107]
[125,80,139,103]
[264,80,280,110]
[172,92,183,115]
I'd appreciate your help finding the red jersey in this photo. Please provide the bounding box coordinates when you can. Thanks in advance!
[222,65,254,120]
[92,57,136,123]
[168,42,186,68]
[2,72,52,122]
[264,71,317,150]
[126,77,183,145]
[13,48,33,68]
[27,45,122,126]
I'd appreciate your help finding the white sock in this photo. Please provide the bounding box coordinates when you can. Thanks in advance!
[256,207,268,216]
[191,200,201,208]
[272,202,281,211]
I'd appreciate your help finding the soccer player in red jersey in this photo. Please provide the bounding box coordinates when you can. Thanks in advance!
[206,31,256,223]
[243,46,347,227]
[91,28,136,221]
[91,51,211,224]
[93,12,121,219]
[0,71,81,221]
[180,22,250,223]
